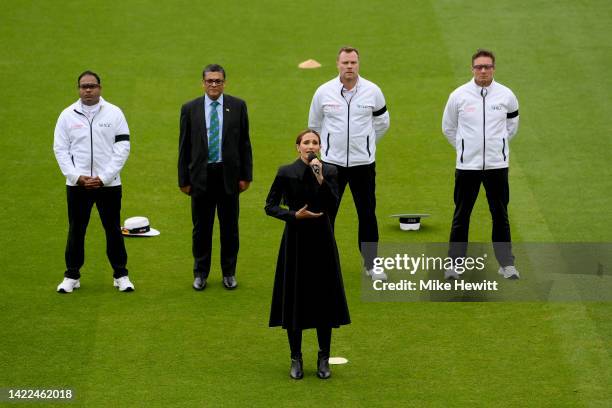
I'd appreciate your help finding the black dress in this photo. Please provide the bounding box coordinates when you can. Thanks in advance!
[265,159,351,330]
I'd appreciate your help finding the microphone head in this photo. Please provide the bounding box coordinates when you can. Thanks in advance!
[307,152,317,162]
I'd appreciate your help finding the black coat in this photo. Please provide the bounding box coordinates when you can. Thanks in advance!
[265,159,350,329]
[178,94,253,196]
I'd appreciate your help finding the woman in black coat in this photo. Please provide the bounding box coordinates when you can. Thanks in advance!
[265,129,350,380]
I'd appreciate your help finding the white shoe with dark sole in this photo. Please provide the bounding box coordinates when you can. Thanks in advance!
[113,276,135,292]
[57,278,80,293]
[498,266,520,280]
[366,268,388,281]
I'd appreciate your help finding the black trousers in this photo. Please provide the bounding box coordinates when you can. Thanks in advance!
[287,327,332,358]
[449,168,514,266]
[64,185,128,279]
[326,162,379,269]
[191,164,239,278]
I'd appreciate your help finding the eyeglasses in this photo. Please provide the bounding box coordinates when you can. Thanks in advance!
[79,83,100,89]
[472,64,495,71]
[204,79,225,86]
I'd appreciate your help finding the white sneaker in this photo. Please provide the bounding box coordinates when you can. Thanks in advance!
[444,268,460,280]
[498,266,520,280]
[113,276,135,292]
[57,278,80,293]
[366,268,388,281]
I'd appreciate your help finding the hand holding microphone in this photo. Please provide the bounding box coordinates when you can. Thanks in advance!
[307,152,320,174]
[307,152,324,184]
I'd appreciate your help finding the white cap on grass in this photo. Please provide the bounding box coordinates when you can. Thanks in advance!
[390,214,430,231]
[122,216,160,237]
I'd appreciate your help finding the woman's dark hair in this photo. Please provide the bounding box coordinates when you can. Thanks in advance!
[295,129,321,145]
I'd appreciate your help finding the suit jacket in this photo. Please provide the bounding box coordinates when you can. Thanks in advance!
[178,94,253,196]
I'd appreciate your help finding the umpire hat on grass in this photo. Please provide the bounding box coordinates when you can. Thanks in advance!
[390,214,430,231]
[122,216,160,237]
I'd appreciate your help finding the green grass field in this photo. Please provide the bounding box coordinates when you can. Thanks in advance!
[1,0,611,406]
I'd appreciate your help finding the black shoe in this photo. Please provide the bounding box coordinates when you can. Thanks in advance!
[222,275,237,290]
[193,277,207,291]
[317,351,331,379]
[290,354,303,380]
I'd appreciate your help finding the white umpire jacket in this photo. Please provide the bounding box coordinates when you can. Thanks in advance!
[442,79,519,170]
[308,76,390,167]
[53,97,130,186]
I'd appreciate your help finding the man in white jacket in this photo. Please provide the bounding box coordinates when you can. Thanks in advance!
[53,71,134,293]
[442,49,520,280]
[308,46,390,281]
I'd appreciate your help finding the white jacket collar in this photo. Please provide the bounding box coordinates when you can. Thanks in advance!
[73,96,107,113]
[471,78,496,92]
[335,75,361,92]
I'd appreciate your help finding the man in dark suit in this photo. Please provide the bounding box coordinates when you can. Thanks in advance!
[178,64,253,291]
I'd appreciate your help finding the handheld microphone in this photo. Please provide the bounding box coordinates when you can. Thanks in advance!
[307,152,320,175]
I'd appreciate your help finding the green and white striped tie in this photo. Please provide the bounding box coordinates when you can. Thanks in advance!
[208,100,220,162]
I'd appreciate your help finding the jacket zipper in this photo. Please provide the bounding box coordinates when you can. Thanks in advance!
[346,102,351,167]
[460,139,464,163]
[341,86,356,167]
[326,133,331,156]
[481,87,487,170]
[74,108,100,176]
[502,138,506,161]
[366,134,371,157]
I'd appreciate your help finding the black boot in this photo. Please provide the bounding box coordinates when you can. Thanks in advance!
[290,353,303,380]
[317,350,331,379]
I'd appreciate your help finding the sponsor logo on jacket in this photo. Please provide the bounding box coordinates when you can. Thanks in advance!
[323,104,342,113]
